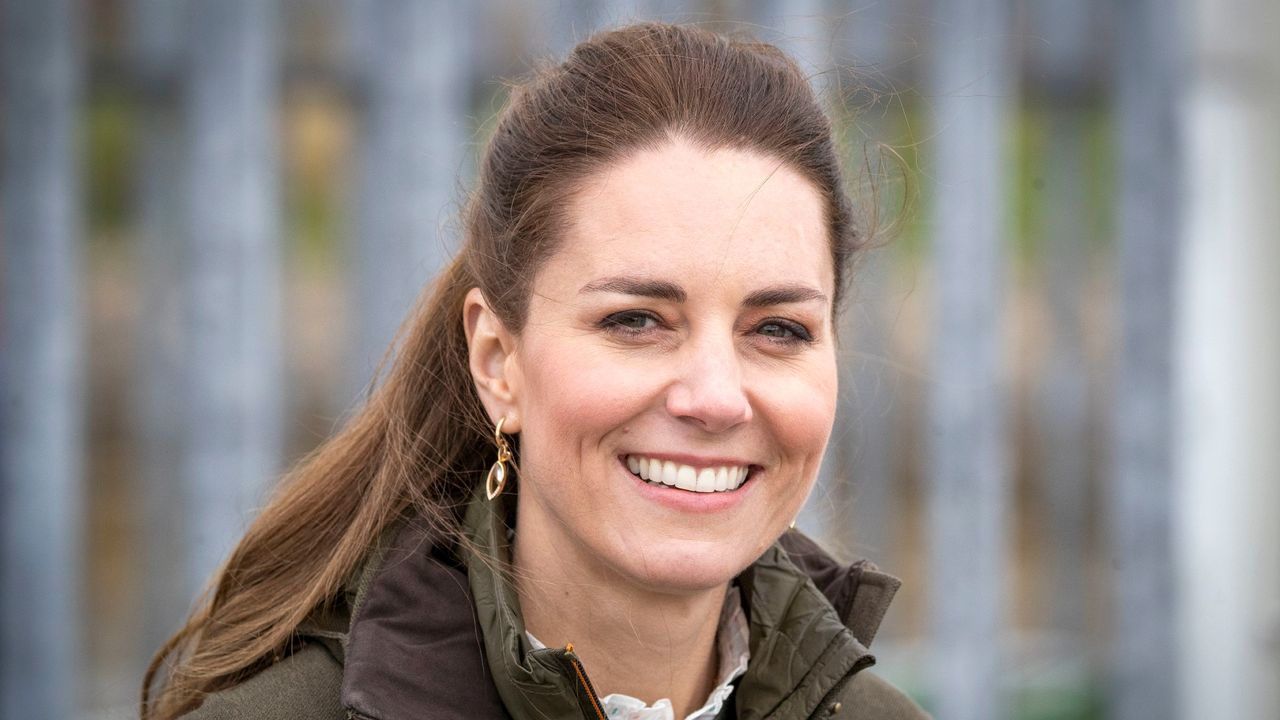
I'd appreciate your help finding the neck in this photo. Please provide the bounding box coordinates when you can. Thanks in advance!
[513,511,725,718]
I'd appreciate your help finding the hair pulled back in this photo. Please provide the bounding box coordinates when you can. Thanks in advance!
[143,22,863,718]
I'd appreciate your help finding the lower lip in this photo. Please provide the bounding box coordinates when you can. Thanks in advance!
[617,457,755,514]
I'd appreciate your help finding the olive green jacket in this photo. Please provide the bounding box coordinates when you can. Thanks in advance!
[187,488,928,720]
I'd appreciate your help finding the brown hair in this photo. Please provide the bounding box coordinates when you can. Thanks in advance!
[142,22,865,717]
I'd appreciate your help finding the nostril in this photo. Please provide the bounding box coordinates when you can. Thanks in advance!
[665,384,752,431]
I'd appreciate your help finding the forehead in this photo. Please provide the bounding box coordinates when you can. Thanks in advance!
[535,140,833,299]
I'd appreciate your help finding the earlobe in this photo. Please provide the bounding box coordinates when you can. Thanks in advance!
[462,288,522,432]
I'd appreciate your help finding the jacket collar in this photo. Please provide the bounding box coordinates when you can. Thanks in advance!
[338,511,511,720]
[463,485,601,720]
[333,485,901,720]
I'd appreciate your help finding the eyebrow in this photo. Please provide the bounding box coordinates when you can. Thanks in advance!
[741,284,828,308]
[579,275,827,308]
[579,276,687,303]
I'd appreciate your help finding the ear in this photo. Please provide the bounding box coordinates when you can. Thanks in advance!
[462,287,522,433]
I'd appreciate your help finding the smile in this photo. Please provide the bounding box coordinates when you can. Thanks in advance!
[624,454,751,493]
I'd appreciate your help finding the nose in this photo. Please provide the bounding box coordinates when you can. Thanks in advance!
[664,334,753,433]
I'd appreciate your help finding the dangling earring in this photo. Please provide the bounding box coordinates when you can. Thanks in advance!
[486,416,513,500]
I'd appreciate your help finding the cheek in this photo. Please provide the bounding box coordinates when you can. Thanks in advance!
[756,356,839,464]
[514,340,656,465]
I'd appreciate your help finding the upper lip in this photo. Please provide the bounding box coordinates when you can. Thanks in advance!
[620,452,759,469]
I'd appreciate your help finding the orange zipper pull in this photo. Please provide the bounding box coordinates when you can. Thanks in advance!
[562,642,607,720]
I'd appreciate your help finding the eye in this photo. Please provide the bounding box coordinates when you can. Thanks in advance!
[599,310,662,334]
[755,319,814,344]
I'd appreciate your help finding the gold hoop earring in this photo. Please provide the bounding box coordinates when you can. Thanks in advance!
[486,416,513,500]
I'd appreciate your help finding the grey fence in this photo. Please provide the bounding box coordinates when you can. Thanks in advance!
[1,0,1277,718]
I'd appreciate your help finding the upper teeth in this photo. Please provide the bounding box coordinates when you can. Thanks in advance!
[625,455,750,493]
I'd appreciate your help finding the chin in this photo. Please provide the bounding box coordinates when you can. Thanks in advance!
[609,535,770,595]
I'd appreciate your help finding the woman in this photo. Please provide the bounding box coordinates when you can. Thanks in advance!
[143,23,927,720]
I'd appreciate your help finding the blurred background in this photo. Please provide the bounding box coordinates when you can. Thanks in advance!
[2,0,1277,718]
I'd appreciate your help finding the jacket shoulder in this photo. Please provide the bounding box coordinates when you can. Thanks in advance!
[181,643,344,720]
[831,671,930,720]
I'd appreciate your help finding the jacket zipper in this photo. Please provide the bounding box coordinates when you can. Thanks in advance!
[564,642,609,720]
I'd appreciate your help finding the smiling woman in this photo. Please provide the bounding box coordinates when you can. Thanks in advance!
[143,23,927,720]
[470,142,837,596]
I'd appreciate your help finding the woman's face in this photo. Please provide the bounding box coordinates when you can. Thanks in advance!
[475,139,838,593]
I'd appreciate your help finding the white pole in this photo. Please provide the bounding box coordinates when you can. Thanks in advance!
[128,0,190,665]
[0,0,83,714]
[181,0,284,593]
[925,0,1013,717]
[1110,0,1182,716]
[346,0,468,405]
[1176,0,1280,716]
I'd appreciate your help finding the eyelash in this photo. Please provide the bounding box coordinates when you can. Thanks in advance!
[597,310,815,345]
[756,319,814,343]
[598,310,662,334]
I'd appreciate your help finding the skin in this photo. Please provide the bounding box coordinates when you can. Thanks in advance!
[464,138,838,717]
